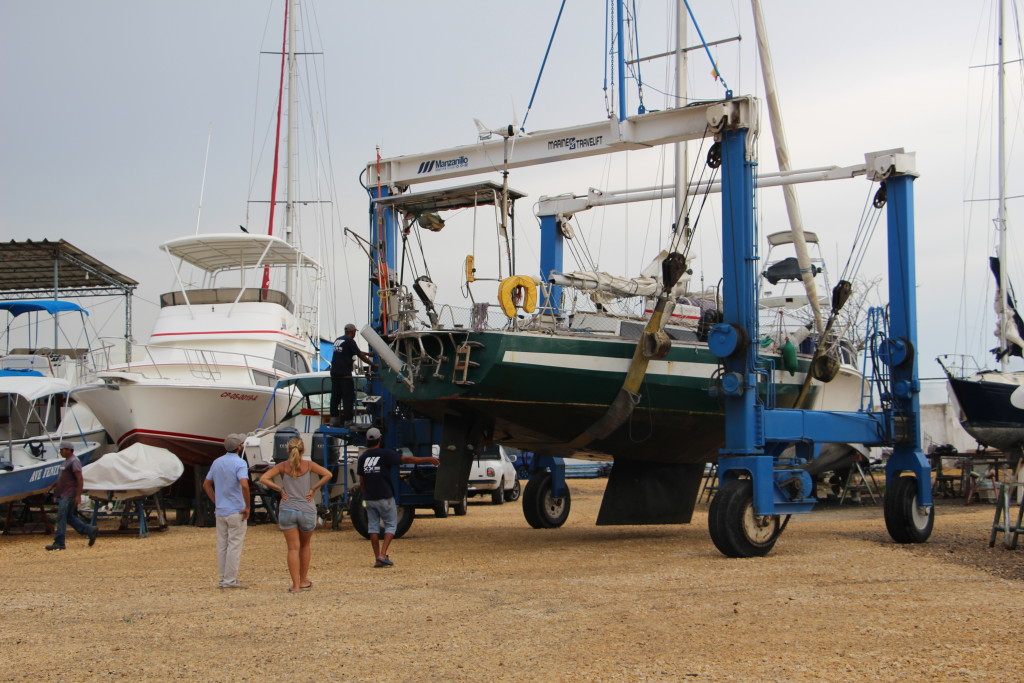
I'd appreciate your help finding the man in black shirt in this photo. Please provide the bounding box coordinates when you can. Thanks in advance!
[330,323,375,426]
[355,427,439,567]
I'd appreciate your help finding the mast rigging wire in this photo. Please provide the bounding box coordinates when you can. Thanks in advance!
[520,0,567,133]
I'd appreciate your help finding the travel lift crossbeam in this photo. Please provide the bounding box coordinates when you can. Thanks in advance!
[364,98,933,556]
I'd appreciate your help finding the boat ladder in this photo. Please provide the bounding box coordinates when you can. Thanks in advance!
[452,341,483,385]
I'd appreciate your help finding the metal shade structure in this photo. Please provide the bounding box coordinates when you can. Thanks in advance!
[0,239,138,358]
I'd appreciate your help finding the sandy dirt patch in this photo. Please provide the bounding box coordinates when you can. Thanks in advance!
[2,479,1021,682]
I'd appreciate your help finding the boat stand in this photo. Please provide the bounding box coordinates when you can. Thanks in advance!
[837,454,881,505]
[989,482,1024,549]
[89,494,168,538]
[2,495,55,535]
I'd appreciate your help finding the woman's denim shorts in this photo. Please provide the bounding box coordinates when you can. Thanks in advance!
[279,508,317,532]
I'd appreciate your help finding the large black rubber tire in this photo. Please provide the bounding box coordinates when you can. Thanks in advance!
[452,495,468,516]
[504,477,521,503]
[522,472,571,529]
[708,479,782,558]
[491,479,505,505]
[394,505,415,539]
[348,490,370,539]
[432,501,449,518]
[347,490,415,539]
[884,475,934,544]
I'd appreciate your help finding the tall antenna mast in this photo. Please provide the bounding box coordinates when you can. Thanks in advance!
[285,0,298,297]
[997,0,1009,370]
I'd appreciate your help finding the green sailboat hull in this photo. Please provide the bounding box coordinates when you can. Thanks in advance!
[383,329,822,465]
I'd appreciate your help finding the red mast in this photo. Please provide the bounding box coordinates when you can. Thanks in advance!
[264,0,289,291]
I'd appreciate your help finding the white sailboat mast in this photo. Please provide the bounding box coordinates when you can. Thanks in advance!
[674,2,688,243]
[998,0,1009,371]
[750,0,824,334]
[285,0,298,298]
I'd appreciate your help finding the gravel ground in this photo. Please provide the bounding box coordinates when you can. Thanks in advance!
[2,479,1022,682]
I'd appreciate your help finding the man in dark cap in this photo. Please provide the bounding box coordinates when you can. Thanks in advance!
[355,427,439,568]
[45,441,98,550]
[202,434,251,588]
[329,323,376,426]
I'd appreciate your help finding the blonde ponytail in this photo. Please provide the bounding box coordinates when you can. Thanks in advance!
[287,437,304,476]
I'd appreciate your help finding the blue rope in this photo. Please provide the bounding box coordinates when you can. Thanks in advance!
[520,0,568,133]
[682,0,731,97]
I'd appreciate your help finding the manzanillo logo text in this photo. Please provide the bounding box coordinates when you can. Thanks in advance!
[417,156,470,174]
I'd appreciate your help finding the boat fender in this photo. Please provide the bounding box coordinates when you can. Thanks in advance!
[498,276,538,318]
[359,325,414,390]
[782,339,798,376]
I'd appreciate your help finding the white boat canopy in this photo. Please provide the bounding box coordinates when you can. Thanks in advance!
[766,230,819,247]
[0,376,72,401]
[159,233,322,275]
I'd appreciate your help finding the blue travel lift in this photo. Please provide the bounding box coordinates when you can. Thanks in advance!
[363,100,933,557]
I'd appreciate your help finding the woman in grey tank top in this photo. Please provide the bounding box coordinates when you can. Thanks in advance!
[260,438,333,592]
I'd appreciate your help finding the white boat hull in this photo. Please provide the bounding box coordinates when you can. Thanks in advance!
[73,379,294,468]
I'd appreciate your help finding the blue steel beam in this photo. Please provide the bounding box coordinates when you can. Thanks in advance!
[538,213,564,312]
[368,187,401,450]
[717,125,761,456]
[878,172,931,505]
[763,409,888,446]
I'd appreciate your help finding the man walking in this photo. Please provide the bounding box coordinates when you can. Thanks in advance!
[329,323,376,427]
[355,427,439,568]
[45,442,98,550]
[203,434,251,589]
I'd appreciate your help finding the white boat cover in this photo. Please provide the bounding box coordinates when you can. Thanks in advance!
[83,443,183,500]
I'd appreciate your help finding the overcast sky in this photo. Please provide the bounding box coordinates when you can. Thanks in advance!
[2,0,1021,392]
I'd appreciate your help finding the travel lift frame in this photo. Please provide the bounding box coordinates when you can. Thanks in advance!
[364,95,933,557]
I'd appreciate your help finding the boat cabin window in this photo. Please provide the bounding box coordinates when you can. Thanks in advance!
[159,288,294,313]
[252,370,277,387]
[273,345,311,375]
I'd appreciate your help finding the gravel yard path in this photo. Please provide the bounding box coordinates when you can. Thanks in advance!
[2,479,1021,681]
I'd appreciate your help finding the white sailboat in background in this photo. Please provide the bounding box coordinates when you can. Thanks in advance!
[939,0,1024,457]
[72,0,333,474]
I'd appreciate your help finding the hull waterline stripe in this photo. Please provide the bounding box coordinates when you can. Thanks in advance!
[118,428,224,447]
[500,350,809,384]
